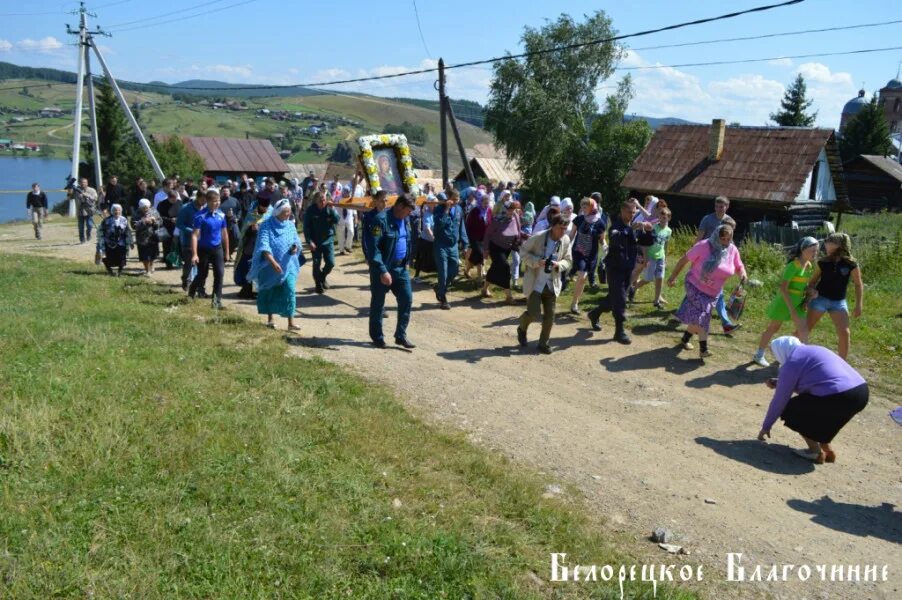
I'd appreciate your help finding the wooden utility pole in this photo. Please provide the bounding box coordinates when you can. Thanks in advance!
[445,97,475,186]
[438,59,449,188]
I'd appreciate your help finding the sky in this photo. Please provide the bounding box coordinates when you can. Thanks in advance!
[2,0,901,129]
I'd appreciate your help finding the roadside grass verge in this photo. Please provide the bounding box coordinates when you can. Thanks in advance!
[0,253,696,599]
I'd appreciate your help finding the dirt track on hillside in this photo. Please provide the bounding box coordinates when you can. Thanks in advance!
[2,219,899,600]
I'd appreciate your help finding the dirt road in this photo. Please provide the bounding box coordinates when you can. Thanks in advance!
[2,219,899,600]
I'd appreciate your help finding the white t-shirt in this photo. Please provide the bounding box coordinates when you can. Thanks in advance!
[533,235,559,294]
[635,196,659,224]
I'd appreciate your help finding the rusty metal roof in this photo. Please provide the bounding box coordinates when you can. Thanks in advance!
[182,136,288,175]
[621,126,839,204]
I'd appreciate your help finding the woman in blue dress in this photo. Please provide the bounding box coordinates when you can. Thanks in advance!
[248,199,304,331]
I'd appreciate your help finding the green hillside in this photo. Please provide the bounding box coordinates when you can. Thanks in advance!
[0,78,493,172]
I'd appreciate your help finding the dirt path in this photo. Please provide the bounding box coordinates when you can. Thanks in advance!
[2,219,899,600]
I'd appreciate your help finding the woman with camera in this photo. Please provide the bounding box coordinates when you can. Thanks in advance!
[516,214,572,354]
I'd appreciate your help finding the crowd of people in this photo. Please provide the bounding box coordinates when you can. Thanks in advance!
[30,172,871,464]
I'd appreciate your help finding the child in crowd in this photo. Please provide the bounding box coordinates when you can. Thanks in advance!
[753,236,819,367]
[806,232,863,360]
[632,206,672,308]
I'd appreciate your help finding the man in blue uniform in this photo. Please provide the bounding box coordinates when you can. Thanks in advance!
[361,190,390,320]
[303,191,340,294]
[364,193,416,349]
[190,189,229,309]
[431,189,469,310]
[588,200,646,344]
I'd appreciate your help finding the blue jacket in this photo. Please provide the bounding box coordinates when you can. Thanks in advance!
[432,202,468,248]
[363,208,410,275]
[176,201,204,247]
[604,216,639,272]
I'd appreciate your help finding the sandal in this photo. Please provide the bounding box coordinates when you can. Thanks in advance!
[287,324,301,332]
[792,448,825,464]
[266,322,276,329]
[823,449,836,463]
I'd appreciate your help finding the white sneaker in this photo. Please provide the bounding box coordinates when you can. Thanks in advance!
[753,350,770,367]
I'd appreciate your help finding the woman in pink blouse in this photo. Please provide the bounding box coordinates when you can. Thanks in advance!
[667,224,747,361]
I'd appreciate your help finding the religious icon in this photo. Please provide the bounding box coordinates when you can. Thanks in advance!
[372,147,403,195]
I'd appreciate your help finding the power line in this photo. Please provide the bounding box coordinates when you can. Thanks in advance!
[620,46,902,71]
[630,18,902,53]
[109,0,259,32]
[411,0,432,59]
[95,0,809,90]
[103,0,232,28]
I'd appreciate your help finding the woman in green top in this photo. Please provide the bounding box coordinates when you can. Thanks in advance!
[753,236,818,367]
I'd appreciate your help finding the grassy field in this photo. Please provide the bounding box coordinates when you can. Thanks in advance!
[0,79,493,169]
[449,212,901,398]
[0,253,695,599]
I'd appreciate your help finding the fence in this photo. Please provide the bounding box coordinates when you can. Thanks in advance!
[747,220,825,247]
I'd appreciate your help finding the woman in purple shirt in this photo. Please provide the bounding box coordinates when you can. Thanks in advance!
[758,336,868,464]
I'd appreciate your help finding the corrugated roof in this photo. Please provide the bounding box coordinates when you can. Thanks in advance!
[182,136,288,174]
[858,155,902,182]
[621,125,839,204]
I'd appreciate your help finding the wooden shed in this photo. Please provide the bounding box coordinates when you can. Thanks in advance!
[621,120,848,236]
[180,136,289,181]
[843,154,902,212]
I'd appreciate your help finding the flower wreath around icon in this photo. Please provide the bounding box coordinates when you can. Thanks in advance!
[357,133,420,197]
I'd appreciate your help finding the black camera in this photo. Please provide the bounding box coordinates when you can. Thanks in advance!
[543,254,554,274]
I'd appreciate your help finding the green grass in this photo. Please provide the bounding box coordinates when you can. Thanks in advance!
[0,253,696,599]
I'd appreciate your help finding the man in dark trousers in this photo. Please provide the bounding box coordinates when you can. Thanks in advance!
[26,182,48,240]
[363,193,416,349]
[218,183,241,262]
[303,190,340,294]
[431,189,469,310]
[189,190,229,310]
[102,175,125,216]
[588,200,647,344]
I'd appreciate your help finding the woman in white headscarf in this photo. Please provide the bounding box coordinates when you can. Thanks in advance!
[131,198,162,276]
[534,196,561,232]
[758,336,869,464]
[97,203,133,276]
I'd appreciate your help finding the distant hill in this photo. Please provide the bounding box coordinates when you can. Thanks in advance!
[623,115,698,129]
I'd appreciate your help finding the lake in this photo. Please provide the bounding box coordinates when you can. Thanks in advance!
[0,156,73,223]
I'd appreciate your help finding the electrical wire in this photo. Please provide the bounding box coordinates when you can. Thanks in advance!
[411,0,432,59]
[620,46,902,70]
[108,0,259,33]
[102,0,232,29]
[93,0,810,90]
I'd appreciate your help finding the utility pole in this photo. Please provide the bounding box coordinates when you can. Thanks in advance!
[84,40,102,193]
[65,2,90,216]
[437,58,449,188]
[66,0,165,215]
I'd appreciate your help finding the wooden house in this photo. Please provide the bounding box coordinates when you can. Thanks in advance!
[621,120,847,237]
[842,154,902,212]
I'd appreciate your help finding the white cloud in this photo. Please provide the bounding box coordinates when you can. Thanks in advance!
[17,36,63,53]
[768,58,793,68]
[0,40,12,52]
[796,62,853,85]
[602,51,848,128]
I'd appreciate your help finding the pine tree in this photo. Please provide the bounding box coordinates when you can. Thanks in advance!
[770,74,817,127]
[839,94,893,162]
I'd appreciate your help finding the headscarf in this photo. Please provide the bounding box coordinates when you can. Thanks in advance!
[560,197,574,223]
[702,224,732,276]
[522,201,536,227]
[534,196,561,228]
[247,208,303,291]
[789,236,819,262]
[771,336,802,365]
[273,198,292,216]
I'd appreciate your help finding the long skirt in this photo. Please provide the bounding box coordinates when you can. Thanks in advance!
[675,279,718,332]
[415,239,436,273]
[485,242,512,289]
[468,242,485,266]
[256,274,297,318]
[781,383,869,443]
[103,245,127,270]
[234,254,252,286]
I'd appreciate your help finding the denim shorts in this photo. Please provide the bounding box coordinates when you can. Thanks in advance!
[643,257,665,281]
[809,295,848,313]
